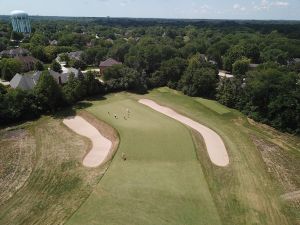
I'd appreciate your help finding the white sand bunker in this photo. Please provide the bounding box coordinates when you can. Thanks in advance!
[63,116,112,168]
[139,99,229,167]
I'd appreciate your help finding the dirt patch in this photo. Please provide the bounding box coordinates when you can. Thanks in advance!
[248,118,300,150]
[251,135,300,197]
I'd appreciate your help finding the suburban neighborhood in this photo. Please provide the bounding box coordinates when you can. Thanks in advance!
[0,2,299,225]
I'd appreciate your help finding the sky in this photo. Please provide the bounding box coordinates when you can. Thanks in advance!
[0,0,299,20]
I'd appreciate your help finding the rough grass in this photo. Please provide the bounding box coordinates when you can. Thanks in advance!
[0,128,35,206]
[66,94,222,225]
[0,117,105,225]
[141,87,299,225]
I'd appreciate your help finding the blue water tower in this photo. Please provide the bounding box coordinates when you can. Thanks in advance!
[11,10,31,34]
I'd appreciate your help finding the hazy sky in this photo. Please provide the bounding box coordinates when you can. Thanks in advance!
[0,0,299,20]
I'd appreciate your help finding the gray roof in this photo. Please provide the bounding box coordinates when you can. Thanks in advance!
[249,63,259,68]
[67,51,83,60]
[10,73,35,90]
[32,71,42,84]
[0,48,30,57]
[49,70,69,84]
[294,58,300,63]
[66,67,83,79]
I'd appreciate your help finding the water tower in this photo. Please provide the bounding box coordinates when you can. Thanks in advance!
[10,10,31,34]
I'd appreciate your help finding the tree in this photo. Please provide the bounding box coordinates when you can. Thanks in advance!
[261,48,289,65]
[50,60,62,73]
[243,68,300,132]
[104,65,146,93]
[109,42,130,62]
[160,57,187,87]
[179,66,218,98]
[216,78,243,108]
[11,31,24,41]
[0,58,22,81]
[223,45,246,71]
[31,46,48,62]
[73,60,87,70]
[0,89,39,124]
[84,71,104,96]
[63,73,87,104]
[34,61,44,71]
[34,71,63,112]
[232,58,250,76]
[30,33,48,46]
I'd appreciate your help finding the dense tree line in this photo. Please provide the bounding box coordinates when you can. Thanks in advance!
[0,18,299,133]
[0,71,104,124]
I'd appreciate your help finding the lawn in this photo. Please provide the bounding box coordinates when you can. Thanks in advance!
[66,94,222,225]
[194,98,231,115]
[1,88,298,225]
[68,88,298,225]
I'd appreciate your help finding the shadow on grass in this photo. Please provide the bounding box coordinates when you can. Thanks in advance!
[53,96,107,119]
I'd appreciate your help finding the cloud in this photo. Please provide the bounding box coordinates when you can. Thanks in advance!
[120,0,134,7]
[233,3,246,11]
[254,0,289,10]
[272,1,289,6]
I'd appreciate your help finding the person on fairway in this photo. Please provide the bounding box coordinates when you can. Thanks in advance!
[121,152,127,161]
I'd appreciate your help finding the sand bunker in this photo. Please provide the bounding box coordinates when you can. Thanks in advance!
[139,99,229,167]
[63,116,112,168]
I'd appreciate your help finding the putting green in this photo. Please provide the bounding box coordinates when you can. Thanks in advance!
[66,94,222,225]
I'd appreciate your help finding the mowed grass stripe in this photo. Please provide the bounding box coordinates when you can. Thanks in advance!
[66,95,222,225]
[194,98,231,115]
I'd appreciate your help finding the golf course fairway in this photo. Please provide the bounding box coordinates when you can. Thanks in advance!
[66,88,294,225]
[66,94,222,225]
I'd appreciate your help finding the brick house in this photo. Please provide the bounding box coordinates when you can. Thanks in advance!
[99,58,122,75]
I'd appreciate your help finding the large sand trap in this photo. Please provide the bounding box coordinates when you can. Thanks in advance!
[63,116,112,168]
[139,99,229,167]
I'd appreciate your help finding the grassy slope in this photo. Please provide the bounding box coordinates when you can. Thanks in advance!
[141,87,298,225]
[0,117,104,225]
[66,94,222,225]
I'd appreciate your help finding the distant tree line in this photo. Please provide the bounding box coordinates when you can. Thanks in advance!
[0,18,299,133]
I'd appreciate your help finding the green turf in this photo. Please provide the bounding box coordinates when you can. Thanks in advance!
[66,94,222,225]
[194,98,231,115]
[141,88,296,225]
[67,88,298,225]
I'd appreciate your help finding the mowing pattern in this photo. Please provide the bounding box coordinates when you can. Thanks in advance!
[0,129,35,206]
[0,118,104,225]
[67,96,222,225]
[139,98,229,167]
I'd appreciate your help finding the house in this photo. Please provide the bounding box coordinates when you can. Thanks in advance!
[99,58,122,75]
[218,70,234,79]
[48,70,69,85]
[0,47,30,58]
[199,54,208,61]
[66,67,84,79]
[10,67,83,90]
[209,60,218,65]
[249,64,259,70]
[50,67,83,85]
[49,40,58,45]
[10,73,35,90]
[293,58,300,63]
[67,51,83,61]
[15,56,38,72]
